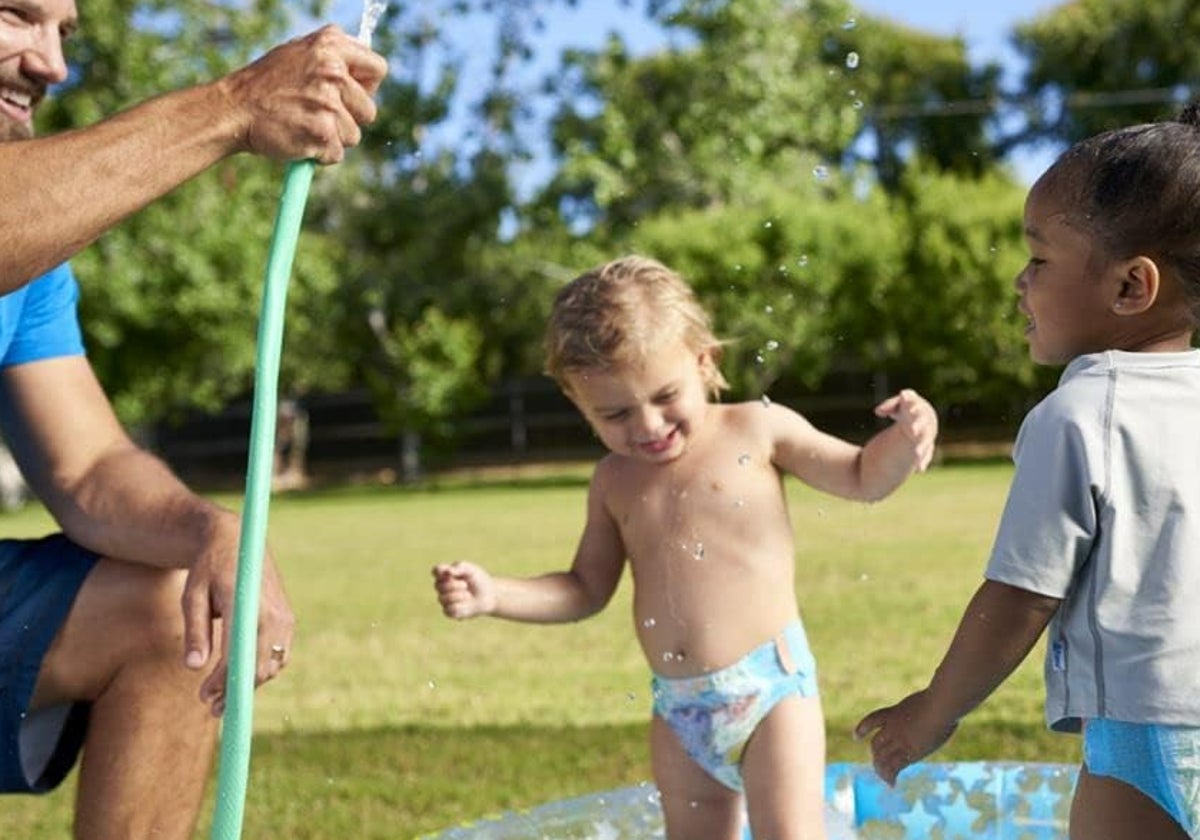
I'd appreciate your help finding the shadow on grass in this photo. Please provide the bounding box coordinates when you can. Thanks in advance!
[0,719,1079,840]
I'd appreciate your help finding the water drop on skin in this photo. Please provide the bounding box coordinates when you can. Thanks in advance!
[693,543,705,560]
[643,617,657,628]
[761,394,772,407]
[738,453,751,466]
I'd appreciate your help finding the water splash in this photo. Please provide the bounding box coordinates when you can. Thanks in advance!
[357,0,388,45]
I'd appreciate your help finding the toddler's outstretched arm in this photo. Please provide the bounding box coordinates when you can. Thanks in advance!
[432,469,626,624]
[858,388,938,498]
[772,388,938,502]
[854,580,1059,784]
[431,559,617,623]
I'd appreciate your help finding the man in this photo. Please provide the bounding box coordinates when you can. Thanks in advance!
[0,1,387,837]
[1,1,388,290]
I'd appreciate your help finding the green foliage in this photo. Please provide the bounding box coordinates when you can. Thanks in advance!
[363,305,487,438]
[538,0,866,233]
[872,165,1053,410]
[843,13,1003,187]
[1013,0,1200,145]
[627,157,902,395]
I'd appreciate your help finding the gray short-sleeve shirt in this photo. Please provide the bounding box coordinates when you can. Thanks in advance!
[985,349,1200,732]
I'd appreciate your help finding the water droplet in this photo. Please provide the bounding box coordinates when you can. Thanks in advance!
[813,165,830,181]
[427,680,437,689]
[764,304,774,314]
[643,617,657,628]
[754,352,765,365]
[693,542,705,560]
[845,51,860,69]
[797,254,809,267]
[763,220,773,228]
[761,394,772,407]
[765,339,780,351]
[842,17,857,29]
[662,652,674,662]
[738,453,751,466]
[626,692,637,702]
[853,99,864,110]
[733,498,746,508]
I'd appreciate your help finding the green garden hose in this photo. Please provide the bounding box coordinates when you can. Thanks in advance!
[209,6,385,838]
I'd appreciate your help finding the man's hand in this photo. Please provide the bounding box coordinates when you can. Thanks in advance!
[181,517,295,716]
[218,25,389,164]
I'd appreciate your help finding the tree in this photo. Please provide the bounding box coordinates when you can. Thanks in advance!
[1011,0,1200,148]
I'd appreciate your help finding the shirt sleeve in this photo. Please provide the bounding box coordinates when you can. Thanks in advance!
[2,263,85,366]
[984,390,1103,598]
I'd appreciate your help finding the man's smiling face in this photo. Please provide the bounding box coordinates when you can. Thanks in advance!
[0,0,77,141]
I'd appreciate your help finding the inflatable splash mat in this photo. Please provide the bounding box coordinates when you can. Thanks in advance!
[425,761,1078,839]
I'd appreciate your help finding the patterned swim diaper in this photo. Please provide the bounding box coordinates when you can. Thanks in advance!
[651,620,820,792]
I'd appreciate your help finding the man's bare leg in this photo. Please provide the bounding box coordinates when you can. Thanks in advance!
[31,558,218,840]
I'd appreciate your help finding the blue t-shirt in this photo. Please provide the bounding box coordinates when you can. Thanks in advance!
[0,264,85,367]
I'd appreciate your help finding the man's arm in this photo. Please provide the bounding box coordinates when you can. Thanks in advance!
[0,25,387,290]
[0,355,293,708]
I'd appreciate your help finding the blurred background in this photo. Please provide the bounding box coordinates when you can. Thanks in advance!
[12,0,1196,500]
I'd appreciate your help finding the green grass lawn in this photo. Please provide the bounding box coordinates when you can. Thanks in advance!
[0,461,1080,838]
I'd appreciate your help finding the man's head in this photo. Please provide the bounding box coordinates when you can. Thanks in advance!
[0,0,76,141]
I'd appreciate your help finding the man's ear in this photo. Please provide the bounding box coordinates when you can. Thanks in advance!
[1113,256,1160,315]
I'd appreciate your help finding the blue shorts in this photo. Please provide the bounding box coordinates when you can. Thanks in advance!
[0,535,98,793]
[1084,718,1200,837]
[651,620,820,792]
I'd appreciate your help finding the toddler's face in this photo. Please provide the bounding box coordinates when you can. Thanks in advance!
[564,343,714,464]
[1016,185,1122,364]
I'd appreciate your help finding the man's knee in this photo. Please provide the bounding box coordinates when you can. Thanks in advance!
[71,560,191,664]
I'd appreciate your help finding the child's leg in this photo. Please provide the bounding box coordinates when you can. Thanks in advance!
[1070,766,1190,840]
[651,714,745,840]
[740,694,827,840]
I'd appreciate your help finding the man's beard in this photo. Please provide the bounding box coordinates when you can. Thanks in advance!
[0,118,33,142]
[0,75,38,142]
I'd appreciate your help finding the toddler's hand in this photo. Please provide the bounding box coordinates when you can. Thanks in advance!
[432,561,496,620]
[874,388,938,472]
[854,689,957,785]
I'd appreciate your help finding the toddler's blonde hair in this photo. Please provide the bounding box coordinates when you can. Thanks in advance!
[544,255,729,396]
